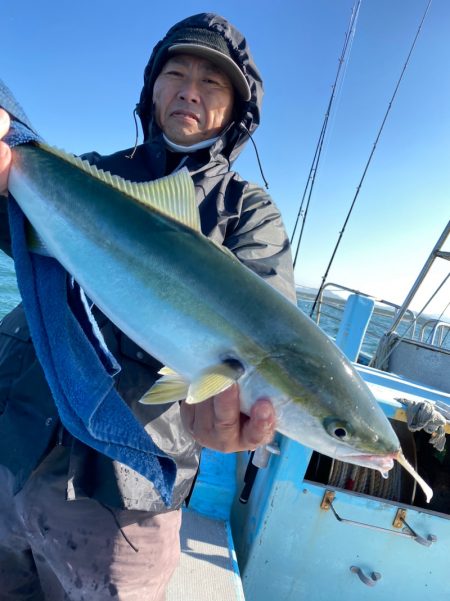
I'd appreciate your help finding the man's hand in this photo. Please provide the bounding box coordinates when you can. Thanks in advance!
[0,109,11,197]
[180,384,276,453]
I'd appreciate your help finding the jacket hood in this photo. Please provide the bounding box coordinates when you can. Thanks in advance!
[136,13,263,165]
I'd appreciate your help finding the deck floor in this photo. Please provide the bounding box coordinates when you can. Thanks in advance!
[166,510,245,601]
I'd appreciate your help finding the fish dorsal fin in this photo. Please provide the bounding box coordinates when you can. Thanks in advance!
[186,363,241,405]
[39,143,200,231]
[139,369,189,405]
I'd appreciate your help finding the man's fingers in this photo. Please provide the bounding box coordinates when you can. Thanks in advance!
[180,387,276,453]
[0,143,11,197]
[0,109,10,138]
[0,142,11,164]
[190,397,215,440]
[180,385,242,451]
[0,110,12,197]
[212,384,240,427]
[179,400,195,434]
[241,399,276,448]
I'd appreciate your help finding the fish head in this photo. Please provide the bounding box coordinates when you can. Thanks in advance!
[317,415,399,473]
[277,392,399,474]
[243,344,400,474]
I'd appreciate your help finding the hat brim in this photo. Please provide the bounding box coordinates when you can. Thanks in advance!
[168,43,251,102]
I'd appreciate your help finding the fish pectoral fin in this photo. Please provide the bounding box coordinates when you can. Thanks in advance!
[186,364,240,405]
[139,373,189,405]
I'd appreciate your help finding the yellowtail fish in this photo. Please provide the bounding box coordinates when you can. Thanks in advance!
[0,79,432,502]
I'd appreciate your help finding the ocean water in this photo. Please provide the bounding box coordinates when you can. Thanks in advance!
[0,251,448,356]
[297,293,450,355]
[297,297,401,358]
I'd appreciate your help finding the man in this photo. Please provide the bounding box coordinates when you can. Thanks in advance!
[0,13,295,600]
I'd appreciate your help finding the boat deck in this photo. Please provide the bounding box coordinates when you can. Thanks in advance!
[167,509,245,601]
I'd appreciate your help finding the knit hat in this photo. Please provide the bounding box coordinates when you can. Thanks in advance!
[138,14,262,144]
[152,26,251,101]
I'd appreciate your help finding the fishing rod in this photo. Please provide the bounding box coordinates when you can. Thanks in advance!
[291,0,361,268]
[310,0,434,318]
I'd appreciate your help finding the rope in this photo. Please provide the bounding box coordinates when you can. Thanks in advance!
[327,458,401,500]
[369,331,399,370]
[399,397,449,453]
[310,0,433,318]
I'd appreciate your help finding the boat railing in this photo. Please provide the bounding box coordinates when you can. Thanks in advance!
[419,319,450,348]
[297,282,417,360]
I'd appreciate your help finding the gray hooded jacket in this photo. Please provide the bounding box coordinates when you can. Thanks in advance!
[0,13,295,512]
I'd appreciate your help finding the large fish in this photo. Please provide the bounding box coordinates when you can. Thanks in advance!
[0,80,432,501]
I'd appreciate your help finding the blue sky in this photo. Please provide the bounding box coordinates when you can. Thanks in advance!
[2,0,449,315]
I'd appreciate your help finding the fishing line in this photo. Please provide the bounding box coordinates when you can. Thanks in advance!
[291,0,362,268]
[310,0,434,318]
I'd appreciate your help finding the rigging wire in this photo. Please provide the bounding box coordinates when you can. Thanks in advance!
[402,272,449,337]
[370,271,450,369]
[424,298,450,345]
[309,0,433,318]
[291,0,362,268]
[441,325,450,348]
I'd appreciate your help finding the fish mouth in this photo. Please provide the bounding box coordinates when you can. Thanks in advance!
[336,451,397,473]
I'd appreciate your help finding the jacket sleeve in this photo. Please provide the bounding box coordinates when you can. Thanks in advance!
[224,184,297,304]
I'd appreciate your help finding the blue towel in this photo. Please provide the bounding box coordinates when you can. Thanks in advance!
[8,198,176,506]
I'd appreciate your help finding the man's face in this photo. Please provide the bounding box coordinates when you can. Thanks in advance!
[153,53,235,145]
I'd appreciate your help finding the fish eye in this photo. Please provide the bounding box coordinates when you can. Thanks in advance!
[324,418,352,441]
[333,427,347,438]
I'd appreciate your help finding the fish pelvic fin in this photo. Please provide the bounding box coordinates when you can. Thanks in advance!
[39,143,201,232]
[139,371,189,405]
[140,362,242,406]
[186,364,240,405]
